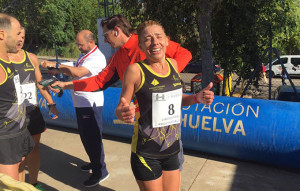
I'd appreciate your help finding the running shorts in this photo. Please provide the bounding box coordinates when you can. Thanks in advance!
[131,152,179,181]
[26,107,46,135]
[0,128,34,164]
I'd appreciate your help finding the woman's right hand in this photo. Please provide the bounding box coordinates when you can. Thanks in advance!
[120,97,136,123]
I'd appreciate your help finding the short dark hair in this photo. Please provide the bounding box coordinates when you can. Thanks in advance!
[0,13,12,31]
[101,15,134,37]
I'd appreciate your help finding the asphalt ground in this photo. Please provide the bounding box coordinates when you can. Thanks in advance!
[31,126,300,191]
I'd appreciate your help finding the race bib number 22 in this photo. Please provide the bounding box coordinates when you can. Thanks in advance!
[21,83,37,106]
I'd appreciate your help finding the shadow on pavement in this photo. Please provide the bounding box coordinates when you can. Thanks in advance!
[39,143,114,191]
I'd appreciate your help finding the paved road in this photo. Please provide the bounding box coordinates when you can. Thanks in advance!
[35,126,300,191]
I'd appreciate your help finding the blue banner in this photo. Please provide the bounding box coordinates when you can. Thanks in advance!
[38,87,300,170]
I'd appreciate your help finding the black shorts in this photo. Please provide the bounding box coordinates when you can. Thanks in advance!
[131,152,179,181]
[26,107,46,135]
[0,128,34,164]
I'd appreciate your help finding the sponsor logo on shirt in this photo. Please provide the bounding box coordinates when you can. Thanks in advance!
[24,62,34,71]
[151,78,159,86]
[173,82,182,87]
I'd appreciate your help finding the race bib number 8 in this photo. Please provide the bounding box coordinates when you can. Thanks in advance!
[152,88,182,128]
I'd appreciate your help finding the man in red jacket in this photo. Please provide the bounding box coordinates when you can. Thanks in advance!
[46,15,192,92]
[44,15,192,172]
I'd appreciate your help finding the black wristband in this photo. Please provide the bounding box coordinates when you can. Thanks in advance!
[47,103,56,108]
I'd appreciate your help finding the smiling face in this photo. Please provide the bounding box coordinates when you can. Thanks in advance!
[138,23,168,63]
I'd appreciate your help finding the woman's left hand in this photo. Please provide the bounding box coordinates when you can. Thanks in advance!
[195,82,214,105]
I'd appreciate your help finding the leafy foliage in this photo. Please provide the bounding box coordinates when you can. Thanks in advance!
[212,0,298,83]
[0,0,299,81]
[120,0,201,58]
[1,0,99,56]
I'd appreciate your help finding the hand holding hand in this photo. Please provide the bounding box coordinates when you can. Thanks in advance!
[120,97,135,123]
[195,82,214,105]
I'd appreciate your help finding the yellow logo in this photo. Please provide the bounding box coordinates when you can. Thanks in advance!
[151,79,159,86]
[173,82,182,87]
[173,75,179,81]
[7,67,11,74]
[26,63,33,68]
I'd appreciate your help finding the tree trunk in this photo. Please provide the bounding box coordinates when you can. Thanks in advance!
[197,0,214,89]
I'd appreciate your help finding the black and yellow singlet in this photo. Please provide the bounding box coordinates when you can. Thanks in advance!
[0,58,26,136]
[12,50,35,84]
[12,50,37,111]
[132,58,183,159]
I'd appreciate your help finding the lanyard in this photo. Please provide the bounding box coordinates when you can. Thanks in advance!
[75,46,98,67]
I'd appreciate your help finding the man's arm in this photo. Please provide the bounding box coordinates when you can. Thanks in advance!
[72,55,119,92]
[29,53,59,118]
[41,60,90,78]
[49,56,120,92]
[166,40,192,73]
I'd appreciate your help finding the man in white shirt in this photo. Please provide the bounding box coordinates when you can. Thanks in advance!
[41,30,109,188]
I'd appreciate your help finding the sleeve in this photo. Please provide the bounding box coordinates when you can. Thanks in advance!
[166,40,192,73]
[73,55,119,92]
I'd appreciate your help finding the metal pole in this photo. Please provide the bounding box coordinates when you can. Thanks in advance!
[98,0,101,18]
[268,23,273,100]
[112,0,114,16]
[99,0,113,18]
[105,0,109,17]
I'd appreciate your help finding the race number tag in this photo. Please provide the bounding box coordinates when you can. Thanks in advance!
[21,83,37,106]
[13,74,24,105]
[152,88,182,128]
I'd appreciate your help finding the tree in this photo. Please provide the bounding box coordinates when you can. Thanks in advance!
[212,0,297,93]
[1,0,100,56]
[1,0,298,70]
[196,0,221,88]
[120,0,220,87]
